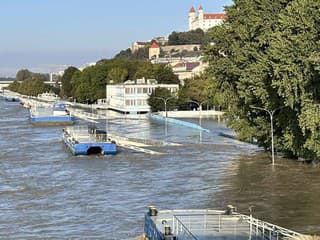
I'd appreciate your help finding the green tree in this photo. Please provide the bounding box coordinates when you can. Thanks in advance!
[107,67,128,84]
[177,74,222,110]
[16,69,31,81]
[148,87,177,112]
[16,77,50,96]
[60,66,79,97]
[204,0,320,159]
[153,64,179,84]
[168,29,205,45]
[204,0,290,147]
[7,80,21,92]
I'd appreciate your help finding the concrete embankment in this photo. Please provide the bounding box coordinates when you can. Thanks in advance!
[157,109,224,118]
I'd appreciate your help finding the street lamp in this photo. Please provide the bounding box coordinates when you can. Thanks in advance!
[154,96,176,119]
[189,100,207,120]
[189,100,207,143]
[250,105,286,165]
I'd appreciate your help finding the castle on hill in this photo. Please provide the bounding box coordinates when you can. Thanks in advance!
[188,5,226,32]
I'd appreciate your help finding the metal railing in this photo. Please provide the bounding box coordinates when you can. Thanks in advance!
[170,212,303,240]
[64,126,109,143]
[144,209,305,240]
[144,214,165,240]
[173,215,199,240]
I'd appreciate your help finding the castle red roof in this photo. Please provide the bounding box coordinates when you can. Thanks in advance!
[189,6,195,13]
[150,42,160,48]
[204,13,227,19]
[199,5,203,10]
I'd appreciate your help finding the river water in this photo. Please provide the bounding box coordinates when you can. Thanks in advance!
[0,101,319,239]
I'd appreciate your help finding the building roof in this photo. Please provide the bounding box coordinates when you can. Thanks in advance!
[186,62,200,71]
[189,6,195,13]
[173,62,200,71]
[204,13,227,19]
[150,42,160,48]
[199,5,203,10]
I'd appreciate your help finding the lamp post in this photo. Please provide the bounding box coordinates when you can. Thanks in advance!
[189,100,207,143]
[189,100,207,122]
[250,105,285,165]
[154,96,176,119]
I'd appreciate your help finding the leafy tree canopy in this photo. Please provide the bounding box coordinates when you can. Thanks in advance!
[16,69,49,82]
[147,87,177,112]
[204,0,320,159]
[8,77,52,96]
[60,66,80,98]
[168,29,205,45]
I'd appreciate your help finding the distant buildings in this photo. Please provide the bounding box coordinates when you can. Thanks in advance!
[172,61,207,83]
[131,41,149,53]
[106,78,179,114]
[188,6,226,31]
[49,71,64,82]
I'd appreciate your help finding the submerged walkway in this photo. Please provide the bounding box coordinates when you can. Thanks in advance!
[149,114,210,132]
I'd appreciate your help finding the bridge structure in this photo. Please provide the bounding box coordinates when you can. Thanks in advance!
[0,80,58,90]
[0,81,13,90]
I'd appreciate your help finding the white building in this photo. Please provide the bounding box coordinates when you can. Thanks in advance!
[188,6,226,32]
[49,70,64,82]
[106,78,179,114]
[131,41,149,52]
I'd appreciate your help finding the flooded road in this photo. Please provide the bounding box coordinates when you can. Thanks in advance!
[0,101,319,239]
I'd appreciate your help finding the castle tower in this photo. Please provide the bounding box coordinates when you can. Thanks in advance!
[198,5,204,30]
[149,42,160,59]
[198,5,204,19]
[188,6,196,31]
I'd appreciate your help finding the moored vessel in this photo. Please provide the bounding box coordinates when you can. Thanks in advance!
[144,206,305,240]
[29,103,75,126]
[37,92,61,102]
[62,125,117,155]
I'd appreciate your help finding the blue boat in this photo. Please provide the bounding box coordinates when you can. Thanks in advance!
[29,103,75,126]
[62,126,117,155]
[0,96,20,102]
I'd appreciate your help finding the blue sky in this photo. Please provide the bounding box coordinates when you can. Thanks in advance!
[0,0,233,77]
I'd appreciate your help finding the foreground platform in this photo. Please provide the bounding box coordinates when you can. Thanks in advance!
[144,206,304,240]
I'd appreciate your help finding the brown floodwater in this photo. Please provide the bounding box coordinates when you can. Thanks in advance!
[0,101,319,239]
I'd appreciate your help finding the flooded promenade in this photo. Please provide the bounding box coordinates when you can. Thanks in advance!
[0,101,319,239]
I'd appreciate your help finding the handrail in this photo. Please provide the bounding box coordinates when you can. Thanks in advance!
[173,215,199,240]
[170,212,303,240]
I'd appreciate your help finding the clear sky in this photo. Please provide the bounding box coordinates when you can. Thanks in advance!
[0,0,233,77]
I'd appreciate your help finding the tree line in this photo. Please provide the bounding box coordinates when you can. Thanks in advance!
[60,58,179,103]
[7,77,58,96]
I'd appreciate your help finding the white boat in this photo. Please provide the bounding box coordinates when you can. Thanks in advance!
[37,92,61,102]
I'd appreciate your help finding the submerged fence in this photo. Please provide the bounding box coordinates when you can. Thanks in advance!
[149,114,210,133]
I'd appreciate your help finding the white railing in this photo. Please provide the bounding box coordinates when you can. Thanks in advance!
[64,126,109,143]
[169,212,303,240]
